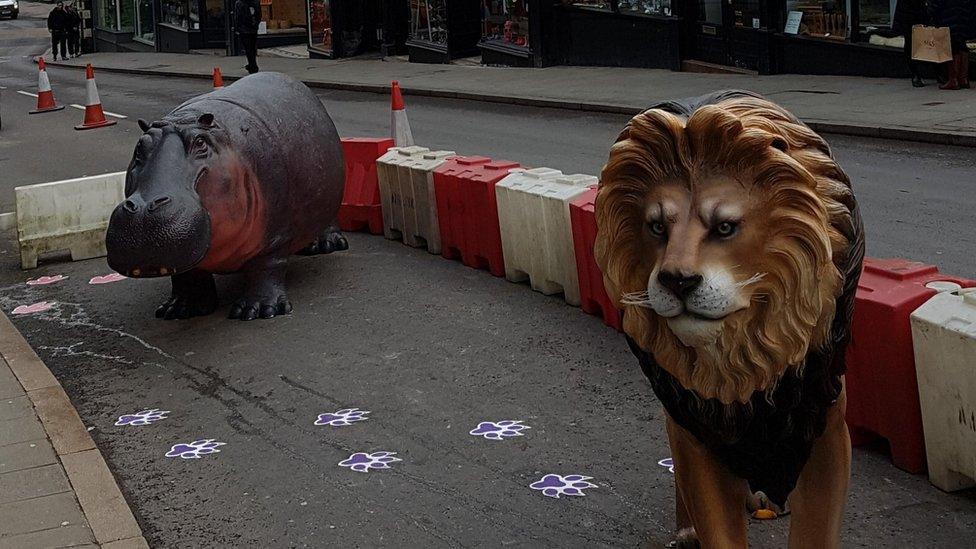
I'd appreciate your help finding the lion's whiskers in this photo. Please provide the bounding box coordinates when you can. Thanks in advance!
[621,290,655,309]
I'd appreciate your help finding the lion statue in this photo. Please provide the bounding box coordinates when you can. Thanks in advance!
[594,90,864,548]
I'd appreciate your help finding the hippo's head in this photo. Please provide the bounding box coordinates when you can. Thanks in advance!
[106,113,263,278]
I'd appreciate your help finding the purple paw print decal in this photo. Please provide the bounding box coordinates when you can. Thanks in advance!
[469,420,530,440]
[115,409,170,426]
[338,451,401,473]
[165,439,226,459]
[314,408,370,427]
[530,474,598,498]
[658,458,674,473]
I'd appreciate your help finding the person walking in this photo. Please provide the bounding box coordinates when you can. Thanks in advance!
[234,0,261,74]
[893,0,931,87]
[66,3,82,58]
[47,2,69,61]
[930,0,974,89]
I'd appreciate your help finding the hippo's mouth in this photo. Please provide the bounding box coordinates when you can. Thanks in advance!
[105,197,212,278]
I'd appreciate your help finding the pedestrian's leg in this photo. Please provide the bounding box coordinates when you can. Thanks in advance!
[60,33,68,59]
[247,34,259,73]
[905,36,923,87]
[51,32,59,60]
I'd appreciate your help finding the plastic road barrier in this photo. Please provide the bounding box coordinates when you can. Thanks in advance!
[496,168,597,306]
[16,172,126,269]
[911,288,976,492]
[338,137,394,235]
[570,187,622,331]
[433,156,520,277]
[376,146,454,253]
[845,258,976,473]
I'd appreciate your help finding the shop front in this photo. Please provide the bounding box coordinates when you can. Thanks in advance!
[93,0,142,51]
[546,0,682,69]
[406,0,482,63]
[307,0,406,59]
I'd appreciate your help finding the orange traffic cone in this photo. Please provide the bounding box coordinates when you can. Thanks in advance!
[391,81,414,147]
[29,58,65,114]
[213,67,224,88]
[75,64,117,131]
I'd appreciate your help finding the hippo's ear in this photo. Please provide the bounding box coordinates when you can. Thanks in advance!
[137,119,150,133]
[197,113,215,127]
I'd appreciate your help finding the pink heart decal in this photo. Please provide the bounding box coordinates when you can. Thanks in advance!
[12,301,55,315]
[89,273,127,285]
[26,275,68,286]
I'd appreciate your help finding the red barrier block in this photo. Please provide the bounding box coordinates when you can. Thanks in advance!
[338,138,394,234]
[845,258,976,473]
[433,156,520,277]
[569,187,622,332]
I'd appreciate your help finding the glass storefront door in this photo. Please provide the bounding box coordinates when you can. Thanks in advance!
[201,0,226,46]
[689,0,766,69]
[134,0,155,44]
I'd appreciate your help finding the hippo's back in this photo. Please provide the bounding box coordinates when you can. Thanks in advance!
[170,72,345,255]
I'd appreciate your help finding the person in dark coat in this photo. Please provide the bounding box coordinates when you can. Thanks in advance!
[234,0,261,74]
[66,3,82,58]
[47,2,69,61]
[893,0,931,87]
[930,0,974,89]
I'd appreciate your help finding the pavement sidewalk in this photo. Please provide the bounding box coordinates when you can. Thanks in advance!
[46,51,976,147]
[0,312,146,549]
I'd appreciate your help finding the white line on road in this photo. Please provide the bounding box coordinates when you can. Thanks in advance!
[69,104,127,119]
[17,90,38,98]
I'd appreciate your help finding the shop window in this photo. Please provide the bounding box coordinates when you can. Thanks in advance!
[134,0,155,42]
[160,0,188,28]
[409,0,448,45]
[696,0,721,23]
[561,0,611,10]
[482,0,530,49]
[618,0,672,16]
[97,0,134,31]
[786,0,849,40]
[732,0,761,28]
[308,0,333,53]
[262,0,307,34]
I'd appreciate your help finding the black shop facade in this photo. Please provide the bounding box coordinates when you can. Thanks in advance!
[392,0,939,78]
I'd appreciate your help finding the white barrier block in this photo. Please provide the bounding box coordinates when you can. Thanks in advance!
[376,145,454,254]
[495,168,596,306]
[911,288,976,492]
[16,172,126,269]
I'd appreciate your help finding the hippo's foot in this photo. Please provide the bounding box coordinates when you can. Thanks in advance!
[228,259,291,321]
[156,270,218,320]
[297,225,349,255]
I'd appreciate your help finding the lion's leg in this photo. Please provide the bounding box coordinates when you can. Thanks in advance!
[673,481,699,547]
[667,415,748,548]
[787,384,850,549]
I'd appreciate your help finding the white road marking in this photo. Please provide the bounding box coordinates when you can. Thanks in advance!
[69,104,127,119]
[17,90,38,98]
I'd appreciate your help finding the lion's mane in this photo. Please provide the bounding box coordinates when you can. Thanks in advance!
[595,94,861,404]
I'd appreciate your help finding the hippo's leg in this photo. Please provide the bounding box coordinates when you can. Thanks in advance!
[228,256,292,321]
[297,223,349,255]
[156,270,218,320]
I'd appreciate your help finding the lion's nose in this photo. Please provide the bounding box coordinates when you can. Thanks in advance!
[658,271,703,298]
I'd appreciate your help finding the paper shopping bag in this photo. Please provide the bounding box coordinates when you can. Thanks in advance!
[912,25,953,64]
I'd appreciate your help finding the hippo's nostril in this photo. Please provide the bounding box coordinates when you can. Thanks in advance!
[148,196,172,212]
[122,199,139,213]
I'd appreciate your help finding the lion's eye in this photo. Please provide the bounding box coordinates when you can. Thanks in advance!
[715,221,738,238]
[649,221,667,238]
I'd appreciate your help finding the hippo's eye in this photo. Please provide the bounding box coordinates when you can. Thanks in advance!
[191,136,209,157]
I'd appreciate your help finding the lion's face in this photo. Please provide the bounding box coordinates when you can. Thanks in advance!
[596,99,855,404]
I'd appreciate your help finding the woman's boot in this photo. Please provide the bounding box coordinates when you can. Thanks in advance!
[960,53,970,89]
[940,55,960,90]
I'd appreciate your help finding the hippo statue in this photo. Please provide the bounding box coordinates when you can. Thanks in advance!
[105,72,347,320]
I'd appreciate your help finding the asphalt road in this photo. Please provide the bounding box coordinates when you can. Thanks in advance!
[2,7,976,547]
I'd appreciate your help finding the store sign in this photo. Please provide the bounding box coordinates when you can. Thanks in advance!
[784,11,802,35]
[702,25,717,36]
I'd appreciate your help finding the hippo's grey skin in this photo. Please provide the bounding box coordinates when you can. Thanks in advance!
[105,72,347,320]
